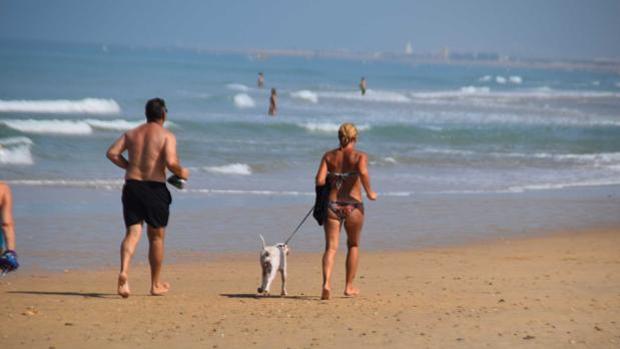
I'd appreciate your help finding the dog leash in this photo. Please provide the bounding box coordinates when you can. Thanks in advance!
[284,206,314,245]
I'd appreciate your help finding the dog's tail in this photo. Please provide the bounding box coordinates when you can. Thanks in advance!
[259,234,266,249]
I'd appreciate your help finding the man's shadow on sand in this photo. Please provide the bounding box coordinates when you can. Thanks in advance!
[221,293,318,300]
[7,291,117,299]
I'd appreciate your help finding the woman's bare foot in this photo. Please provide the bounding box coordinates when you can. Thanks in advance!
[117,273,130,298]
[150,282,170,296]
[321,287,331,300]
[344,285,360,297]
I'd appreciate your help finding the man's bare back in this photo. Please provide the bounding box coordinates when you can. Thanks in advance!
[107,122,188,182]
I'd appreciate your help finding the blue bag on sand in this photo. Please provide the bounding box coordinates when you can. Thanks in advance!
[0,250,19,275]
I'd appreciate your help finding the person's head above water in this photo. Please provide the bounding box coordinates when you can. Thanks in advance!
[145,98,167,122]
[338,123,358,148]
[271,88,277,95]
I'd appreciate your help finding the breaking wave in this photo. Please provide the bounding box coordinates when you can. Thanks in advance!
[459,86,491,94]
[0,119,142,135]
[226,83,250,92]
[290,90,319,103]
[410,88,620,100]
[509,76,523,84]
[6,179,124,189]
[299,122,371,133]
[233,93,255,109]
[204,163,252,175]
[0,136,33,165]
[317,89,411,103]
[0,98,120,114]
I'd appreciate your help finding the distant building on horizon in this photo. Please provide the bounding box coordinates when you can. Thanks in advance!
[405,41,413,55]
[440,47,450,61]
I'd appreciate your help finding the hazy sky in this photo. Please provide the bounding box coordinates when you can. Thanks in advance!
[1,0,619,59]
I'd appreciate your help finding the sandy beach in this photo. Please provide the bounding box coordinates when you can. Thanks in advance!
[1,228,618,348]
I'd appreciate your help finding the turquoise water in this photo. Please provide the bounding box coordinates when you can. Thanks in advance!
[1,40,620,269]
[2,40,619,195]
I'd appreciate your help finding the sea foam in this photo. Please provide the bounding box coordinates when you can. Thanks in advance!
[1,119,143,135]
[0,98,120,114]
[318,89,411,103]
[85,119,142,131]
[290,90,319,103]
[204,163,252,175]
[7,179,123,189]
[410,88,620,100]
[460,86,491,94]
[495,76,507,84]
[300,122,371,133]
[233,93,255,109]
[0,136,33,165]
[226,83,250,92]
[509,76,523,84]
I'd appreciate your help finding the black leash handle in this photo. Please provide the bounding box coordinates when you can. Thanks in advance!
[284,206,314,245]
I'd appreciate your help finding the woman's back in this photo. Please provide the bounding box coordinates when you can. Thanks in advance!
[324,147,364,202]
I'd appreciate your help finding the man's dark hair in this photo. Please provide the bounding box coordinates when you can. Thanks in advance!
[145,98,167,122]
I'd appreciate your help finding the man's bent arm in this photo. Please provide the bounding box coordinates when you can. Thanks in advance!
[164,133,189,179]
[106,134,129,169]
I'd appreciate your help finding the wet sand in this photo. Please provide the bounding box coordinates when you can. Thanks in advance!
[1,228,619,348]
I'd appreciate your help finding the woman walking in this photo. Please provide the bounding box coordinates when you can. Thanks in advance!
[315,123,377,300]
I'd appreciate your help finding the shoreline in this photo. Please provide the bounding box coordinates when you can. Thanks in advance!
[1,227,619,348]
[17,222,620,276]
[10,183,620,272]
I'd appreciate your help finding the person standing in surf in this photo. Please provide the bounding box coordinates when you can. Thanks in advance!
[268,88,278,116]
[315,123,377,300]
[359,77,367,96]
[0,182,19,274]
[106,98,189,298]
[257,72,265,88]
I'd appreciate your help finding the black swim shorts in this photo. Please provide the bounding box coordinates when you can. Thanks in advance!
[122,180,172,228]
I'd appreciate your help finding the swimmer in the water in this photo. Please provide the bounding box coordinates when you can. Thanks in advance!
[257,72,265,88]
[268,88,278,116]
[359,77,367,96]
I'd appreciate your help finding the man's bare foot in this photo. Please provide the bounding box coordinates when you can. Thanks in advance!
[150,282,170,296]
[321,287,331,300]
[117,273,130,298]
[344,286,360,297]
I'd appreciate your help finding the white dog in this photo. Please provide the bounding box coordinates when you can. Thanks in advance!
[257,234,289,296]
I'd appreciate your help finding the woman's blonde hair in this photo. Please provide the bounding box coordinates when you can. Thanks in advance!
[338,123,358,147]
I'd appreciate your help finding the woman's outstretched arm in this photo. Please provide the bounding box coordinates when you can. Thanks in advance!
[358,153,377,200]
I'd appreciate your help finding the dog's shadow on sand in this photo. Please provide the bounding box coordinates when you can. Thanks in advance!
[221,293,318,300]
[7,291,117,299]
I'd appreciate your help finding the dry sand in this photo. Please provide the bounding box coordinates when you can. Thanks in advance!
[1,228,619,348]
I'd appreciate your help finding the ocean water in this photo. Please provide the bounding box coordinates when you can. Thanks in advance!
[1,40,620,269]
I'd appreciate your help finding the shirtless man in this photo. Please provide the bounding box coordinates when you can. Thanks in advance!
[106,97,189,298]
[0,182,19,274]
